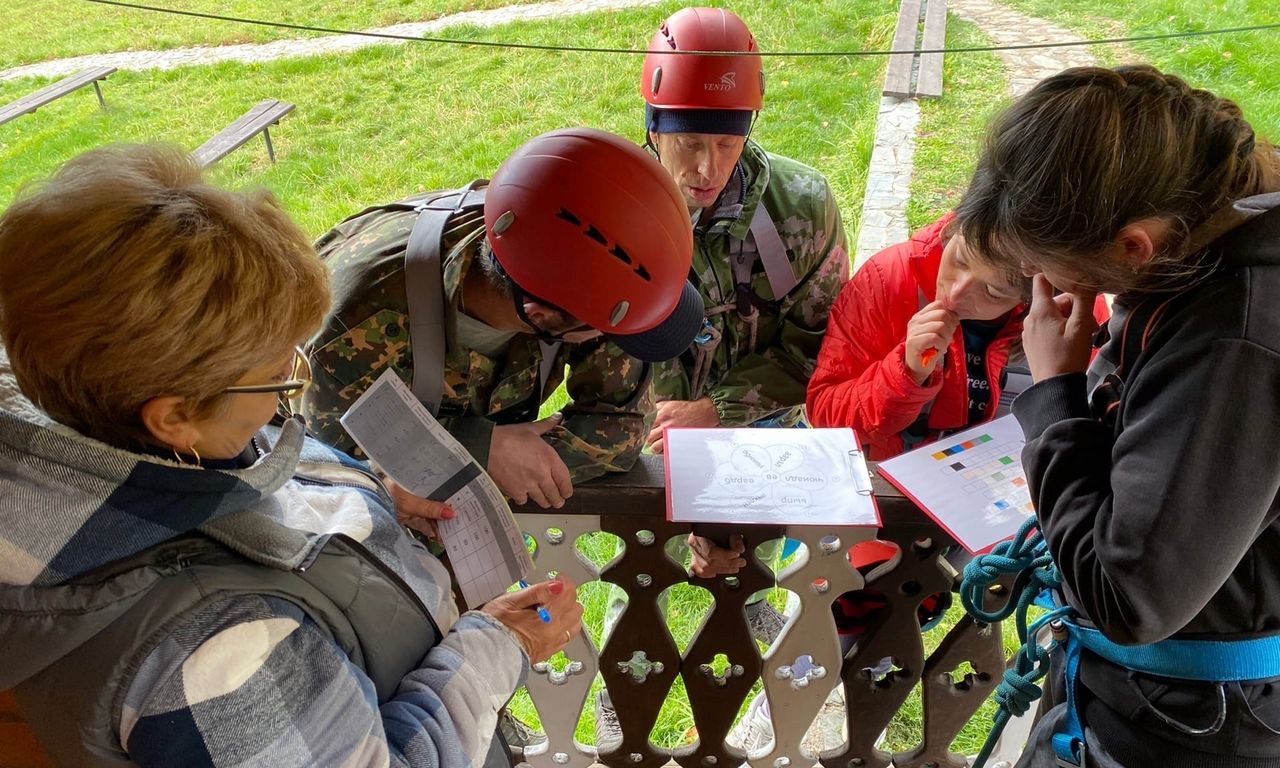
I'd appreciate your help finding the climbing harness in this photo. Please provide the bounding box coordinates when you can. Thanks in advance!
[960,517,1280,767]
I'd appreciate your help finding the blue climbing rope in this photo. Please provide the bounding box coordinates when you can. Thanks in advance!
[959,516,1069,768]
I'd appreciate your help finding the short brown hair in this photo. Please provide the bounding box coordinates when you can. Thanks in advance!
[957,65,1280,294]
[0,144,329,446]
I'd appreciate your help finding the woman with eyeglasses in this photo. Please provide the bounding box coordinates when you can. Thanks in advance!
[0,144,582,768]
[962,66,1280,767]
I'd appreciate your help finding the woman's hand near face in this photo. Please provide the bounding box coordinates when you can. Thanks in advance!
[481,577,585,663]
[904,300,960,383]
[1023,274,1099,382]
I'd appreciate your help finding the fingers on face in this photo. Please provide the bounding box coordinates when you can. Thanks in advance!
[1031,274,1055,302]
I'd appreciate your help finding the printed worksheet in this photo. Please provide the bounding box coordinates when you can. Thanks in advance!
[340,369,532,607]
[664,428,879,526]
[876,414,1034,554]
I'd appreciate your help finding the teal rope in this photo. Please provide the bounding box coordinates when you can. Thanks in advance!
[960,517,1068,768]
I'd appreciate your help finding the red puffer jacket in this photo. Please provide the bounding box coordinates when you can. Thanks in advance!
[807,214,1026,458]
[808,214,1110,459]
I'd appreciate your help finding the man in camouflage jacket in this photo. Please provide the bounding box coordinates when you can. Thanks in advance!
[304,130,704,510]
[639,8,849,456]
[306,198,652,501]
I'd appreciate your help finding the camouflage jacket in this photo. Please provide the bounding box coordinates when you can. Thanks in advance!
[652,141,850,426]
[303,190,651,484]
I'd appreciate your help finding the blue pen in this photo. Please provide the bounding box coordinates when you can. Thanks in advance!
[518,580,553,623]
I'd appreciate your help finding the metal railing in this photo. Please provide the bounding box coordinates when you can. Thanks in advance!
[512,455,1018,768]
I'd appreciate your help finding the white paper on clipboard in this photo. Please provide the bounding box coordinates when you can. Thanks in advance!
[339,369,532,607]
[664,427,879,526]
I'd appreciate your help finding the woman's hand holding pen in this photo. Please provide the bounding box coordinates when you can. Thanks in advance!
[482,576,584,663]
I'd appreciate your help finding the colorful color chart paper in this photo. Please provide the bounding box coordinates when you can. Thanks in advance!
[876,415,1033,554]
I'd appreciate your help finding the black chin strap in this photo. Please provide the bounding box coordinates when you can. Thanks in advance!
[509,283,561,343]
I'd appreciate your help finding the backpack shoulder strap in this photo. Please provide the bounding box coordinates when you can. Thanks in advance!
[746,204,799,300]
[1088,292,1182,425]
[404,184,487,414]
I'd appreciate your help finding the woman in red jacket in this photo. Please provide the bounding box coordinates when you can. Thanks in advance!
[807,215,1109,647]
[806,214,1040,655]
[807,213,1028,458]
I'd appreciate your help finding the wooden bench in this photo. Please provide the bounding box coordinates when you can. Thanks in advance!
[0,66,115,126]
[0,690,51,768]
[192,99,295,168]
[883,0,948,99]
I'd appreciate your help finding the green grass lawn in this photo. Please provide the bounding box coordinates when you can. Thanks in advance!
[1,0,515,71]
[0,0,891,243]
[906,17,1008,231]
[998,0,1280,138]
[908,1,1280,232]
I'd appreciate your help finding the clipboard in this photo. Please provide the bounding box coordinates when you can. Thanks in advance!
[663,427,880,527]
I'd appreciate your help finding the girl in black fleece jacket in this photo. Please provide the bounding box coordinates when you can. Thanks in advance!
[956,65,1280,768]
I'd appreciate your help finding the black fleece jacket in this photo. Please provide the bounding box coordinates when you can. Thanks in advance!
[1013,193,1280,765]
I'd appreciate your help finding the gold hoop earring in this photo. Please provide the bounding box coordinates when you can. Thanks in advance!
[171,444,202,466]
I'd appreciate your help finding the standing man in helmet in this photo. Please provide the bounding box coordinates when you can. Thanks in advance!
[640,7,850,600]
[641,7,849,450]
[303,128,703,512]
[590,9,851,751]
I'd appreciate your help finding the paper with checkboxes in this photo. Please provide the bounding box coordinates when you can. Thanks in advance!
[876,414,1034,554]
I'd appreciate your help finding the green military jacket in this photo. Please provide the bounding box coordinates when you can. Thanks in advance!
[304,191,651,484]
[652,141,850,426]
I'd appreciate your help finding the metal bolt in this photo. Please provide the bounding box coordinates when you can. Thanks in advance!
[776,666,793,680]
[546,528,565,545]
[773,758,790,768]
[702,757,718,766]
[636,573,652,588]
[635,530,655,547]
[630,753,644,764]
[553,753,570,765]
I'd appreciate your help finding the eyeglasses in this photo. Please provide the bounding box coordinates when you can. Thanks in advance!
[222,347,312,400]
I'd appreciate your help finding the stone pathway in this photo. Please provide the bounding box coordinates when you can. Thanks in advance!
[854,96,920,267]
[948,0,1098,98]
[0,0,659,82]
[854,0,1100,267]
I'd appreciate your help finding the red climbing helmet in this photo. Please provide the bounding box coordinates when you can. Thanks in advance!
[484,127,703,362]
[641,7,764,113]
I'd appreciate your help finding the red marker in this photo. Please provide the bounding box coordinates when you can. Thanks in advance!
[921,348,939,367]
